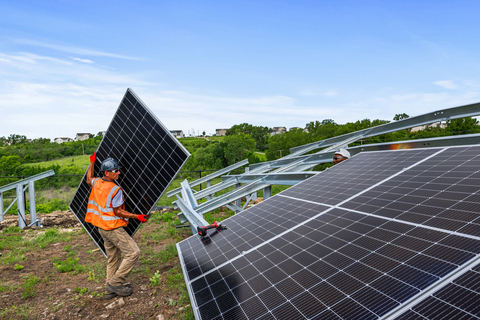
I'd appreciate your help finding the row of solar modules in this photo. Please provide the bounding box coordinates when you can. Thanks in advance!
[70,89,190,256]
[177,146,480,319]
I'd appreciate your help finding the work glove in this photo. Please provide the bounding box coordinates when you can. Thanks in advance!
[90,152,96,163]
[137,214,149,223]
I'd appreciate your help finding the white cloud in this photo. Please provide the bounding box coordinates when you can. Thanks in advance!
[433,80,457,90]
[299,88,338,96]
[15,39,141,61]
[2,49,480,141]
[71,57,94,64]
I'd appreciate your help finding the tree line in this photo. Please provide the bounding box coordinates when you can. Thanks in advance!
[2,115,479,182]
[0,135,102,165]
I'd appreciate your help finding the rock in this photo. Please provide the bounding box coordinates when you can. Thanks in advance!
[129,298,138,302]
[66,288,71,292]
[99,314,110,319]
[178,307,184,311]
[140,285,147,291]
[106,297,125,309]
[156,315,165,320]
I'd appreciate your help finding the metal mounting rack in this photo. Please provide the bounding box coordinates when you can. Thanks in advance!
[170,101,480,232]
[0,170,55,228]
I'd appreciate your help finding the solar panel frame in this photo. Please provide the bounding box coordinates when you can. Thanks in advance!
[69,88,190,257]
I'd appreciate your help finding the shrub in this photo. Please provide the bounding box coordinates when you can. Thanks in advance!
[36,199,69,213]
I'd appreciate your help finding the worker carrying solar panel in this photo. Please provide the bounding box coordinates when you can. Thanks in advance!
[333,148,350,165]
[85,152,149,298]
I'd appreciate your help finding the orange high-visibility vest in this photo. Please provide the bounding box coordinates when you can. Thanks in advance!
[85,178,128,230]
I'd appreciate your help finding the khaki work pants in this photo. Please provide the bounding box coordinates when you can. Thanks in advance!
[98,227,140,287]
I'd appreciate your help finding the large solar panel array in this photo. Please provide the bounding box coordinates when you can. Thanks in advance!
[177,146,480,319]
[70,88,190,256]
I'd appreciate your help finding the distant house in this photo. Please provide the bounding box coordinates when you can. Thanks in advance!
[75,133,91,141]
[289,127,301,131]
[271,127,287,136]
[216,129,229,136]
[54,137,72,144]
[96,131,106,137]
[410,122,447,133]
[170,130,184,139]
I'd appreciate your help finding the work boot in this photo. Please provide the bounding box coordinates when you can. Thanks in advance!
[105,283,131,292]
[106,283,133,297]
[104,292,117,300]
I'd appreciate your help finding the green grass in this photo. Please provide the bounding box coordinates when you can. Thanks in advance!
[24,155,89,170]
[253,152,267,161]
[22,275,40,299]
[0,227,83,267]
[207,136,225,142]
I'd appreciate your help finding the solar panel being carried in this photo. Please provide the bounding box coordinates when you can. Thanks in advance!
[177,146,480,320]
[70,88,190,256]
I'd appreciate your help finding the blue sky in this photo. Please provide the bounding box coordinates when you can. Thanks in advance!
[1,0,480,140]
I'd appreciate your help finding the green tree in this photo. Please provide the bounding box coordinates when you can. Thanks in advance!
[393,113,410,121]
[223,132,255,165]
[7,134,27,146]
[266,128,309,160]
[0,156,22,175]
[445,117,480,135]
[226,123,271,151]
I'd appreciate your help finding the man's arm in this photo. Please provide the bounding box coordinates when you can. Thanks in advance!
[113,207,139,219]
[86,152,96,185]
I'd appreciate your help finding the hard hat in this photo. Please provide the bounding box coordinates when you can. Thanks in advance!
[334,148,350,158]
[100,158,121,172]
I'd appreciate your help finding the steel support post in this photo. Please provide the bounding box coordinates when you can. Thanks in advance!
[0,192,3,222]
[16,184,26,229]
[206,180,211,188]
[245,167,257,202]
[28,181,39,227]
[234,183,242,213]
[263,185,272,200]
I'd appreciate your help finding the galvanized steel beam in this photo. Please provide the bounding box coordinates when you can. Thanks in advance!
[348,133,480,156]
[0,170,55,194]
[167,159,249,198]
[222,172,318,185]
[289,101,480,155]
[175,195,209,235]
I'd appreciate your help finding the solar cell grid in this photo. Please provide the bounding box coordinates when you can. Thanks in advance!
[69,89,189,256]
[339,146,480,237]
[178,197,329,281]
[402,267,480,319]
[281,148,441,205]
[185,203,480,319]
[178,145,480,319]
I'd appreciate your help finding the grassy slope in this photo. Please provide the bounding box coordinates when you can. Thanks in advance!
[24,155,90,171]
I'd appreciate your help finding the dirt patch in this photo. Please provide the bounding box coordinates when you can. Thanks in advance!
[1,211,80,231]
[0,211,193,320]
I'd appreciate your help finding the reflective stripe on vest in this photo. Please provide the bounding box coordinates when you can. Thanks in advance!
[106,185,120,208]
[85,179,128,230]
